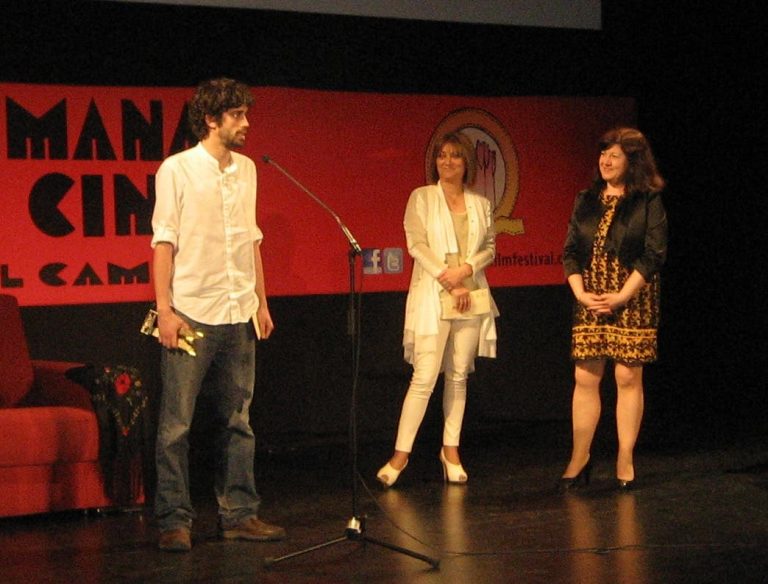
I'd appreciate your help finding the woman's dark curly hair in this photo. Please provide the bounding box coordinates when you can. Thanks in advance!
[188,78,254,141]
[593,127,665,194]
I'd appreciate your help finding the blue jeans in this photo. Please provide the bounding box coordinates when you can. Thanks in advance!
[154,313,260,531]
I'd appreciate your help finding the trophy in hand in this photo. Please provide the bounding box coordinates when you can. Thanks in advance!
[140,308,204,357]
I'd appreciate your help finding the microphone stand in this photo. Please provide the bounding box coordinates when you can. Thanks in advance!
[261,156,439,570]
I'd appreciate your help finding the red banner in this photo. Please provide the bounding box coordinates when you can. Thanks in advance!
[0,83,634,306]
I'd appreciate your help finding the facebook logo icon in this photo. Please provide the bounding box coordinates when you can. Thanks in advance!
[362,248,383,274]
[363,248,404,275]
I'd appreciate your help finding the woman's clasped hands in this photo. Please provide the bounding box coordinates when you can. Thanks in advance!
[439,265,472,313]
[577,291,628,315]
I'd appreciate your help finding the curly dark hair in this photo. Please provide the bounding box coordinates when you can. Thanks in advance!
[592,127,665,194]
[427,131,477,186]
[187,78,254,141]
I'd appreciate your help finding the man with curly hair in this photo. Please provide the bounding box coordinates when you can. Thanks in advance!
[151,78,284,552]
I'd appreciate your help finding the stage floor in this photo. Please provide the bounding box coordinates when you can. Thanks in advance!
[2,421,767,583]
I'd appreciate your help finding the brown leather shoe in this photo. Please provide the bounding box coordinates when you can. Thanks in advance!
[158,527,192,552]
[220,516,286,541]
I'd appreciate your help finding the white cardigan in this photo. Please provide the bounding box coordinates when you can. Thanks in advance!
[402,183,499,365]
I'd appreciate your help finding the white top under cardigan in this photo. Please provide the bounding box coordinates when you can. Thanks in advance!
[402,183,499,366]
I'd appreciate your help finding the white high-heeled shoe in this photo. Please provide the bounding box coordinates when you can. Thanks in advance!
[440,448,468,484]
[376,459,408,488]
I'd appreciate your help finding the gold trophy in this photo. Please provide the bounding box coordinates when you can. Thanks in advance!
[140,308,204,357]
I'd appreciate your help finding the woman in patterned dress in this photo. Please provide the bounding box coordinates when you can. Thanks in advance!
[559,127,667,491]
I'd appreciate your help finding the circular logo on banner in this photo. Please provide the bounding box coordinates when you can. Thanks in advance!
[425,108,524,236]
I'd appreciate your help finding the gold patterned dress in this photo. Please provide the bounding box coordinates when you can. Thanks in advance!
[571,193,660,364]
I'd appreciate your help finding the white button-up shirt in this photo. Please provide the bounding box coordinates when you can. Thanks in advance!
[151,143,263,325]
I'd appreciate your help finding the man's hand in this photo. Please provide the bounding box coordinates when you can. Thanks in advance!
[157,308,188,349]
[256,305,274,339]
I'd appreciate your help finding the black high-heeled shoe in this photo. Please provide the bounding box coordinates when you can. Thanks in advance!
[616,478,634,491]
[557,460,592,492]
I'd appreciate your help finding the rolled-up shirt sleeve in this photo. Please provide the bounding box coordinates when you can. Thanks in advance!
[151,160,181,249]
[247,159,263,244]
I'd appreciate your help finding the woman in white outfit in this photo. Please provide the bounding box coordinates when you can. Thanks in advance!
[377,132,498,487]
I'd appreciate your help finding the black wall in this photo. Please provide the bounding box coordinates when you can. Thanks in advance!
[4,1,766,451]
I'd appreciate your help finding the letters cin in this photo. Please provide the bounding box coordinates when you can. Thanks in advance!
[2,95,195,289]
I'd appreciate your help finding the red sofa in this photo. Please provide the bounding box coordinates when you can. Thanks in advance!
[0,294,119,517]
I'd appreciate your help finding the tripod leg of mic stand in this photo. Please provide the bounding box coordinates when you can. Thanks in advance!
[357,534,440,569]
[263,535,348,567]
[347,516,439,568]
[264,515,440,570]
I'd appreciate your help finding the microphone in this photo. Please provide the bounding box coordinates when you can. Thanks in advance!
[261,154,362,254]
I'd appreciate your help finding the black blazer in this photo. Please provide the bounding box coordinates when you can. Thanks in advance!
[563,188,667,281]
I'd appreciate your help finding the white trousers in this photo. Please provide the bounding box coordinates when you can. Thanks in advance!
[394,318,481,453]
